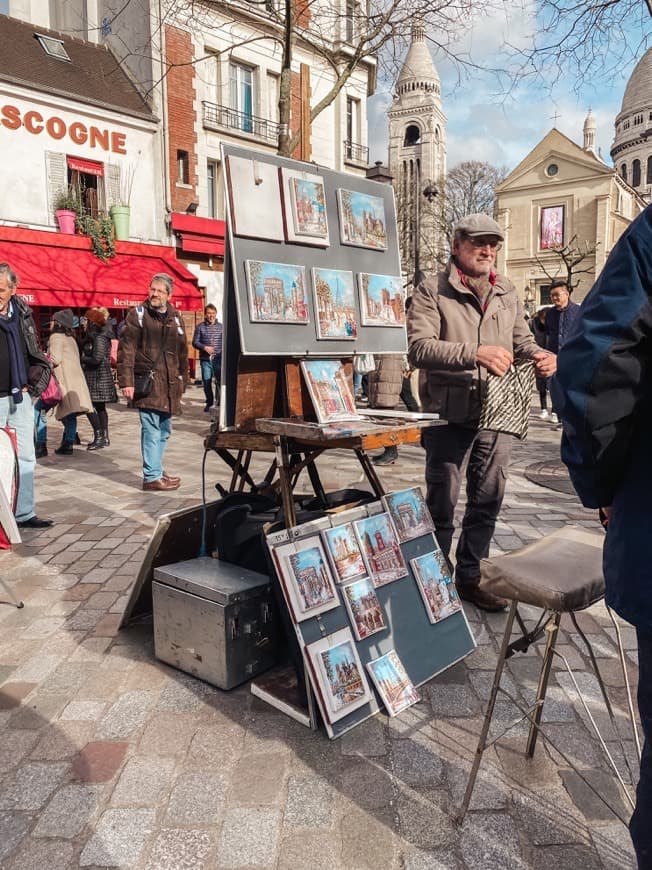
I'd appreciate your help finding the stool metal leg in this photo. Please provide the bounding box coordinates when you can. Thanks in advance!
[458,600,518,823]
[526,611,561,758]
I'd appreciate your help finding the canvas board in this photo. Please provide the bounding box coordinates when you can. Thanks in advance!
[341,577,386,642]
[305,627,373,724]
[280,167,330,246]
[411,549,462,625]
[312,268,357,340]
[383,486,435,543]
[244,260,309,324]
[272,537,340,623]
[337,188,388,250]
[358,273,405,327]
[300,359,359,423]
[367,649,421,716]
[225,155,284,241]
[354,512,408,587]
[322,522,367,583]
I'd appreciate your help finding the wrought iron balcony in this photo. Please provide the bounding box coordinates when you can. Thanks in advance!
[202,101,281,144]
[344,139,369,166]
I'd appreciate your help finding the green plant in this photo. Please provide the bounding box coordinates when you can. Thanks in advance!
[53,185,82,213]
[76,213,115,261]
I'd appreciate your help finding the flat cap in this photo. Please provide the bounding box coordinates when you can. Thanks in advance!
[455,213,504,240]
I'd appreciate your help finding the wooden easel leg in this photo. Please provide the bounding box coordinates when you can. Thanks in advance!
[355,448,385,497]
[273,436,297,527]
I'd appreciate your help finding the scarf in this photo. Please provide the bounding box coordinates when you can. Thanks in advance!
[0,302,28,404]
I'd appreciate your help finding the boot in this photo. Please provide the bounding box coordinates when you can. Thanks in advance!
[87,429,107,451]
[103,429,110,447]
[54,440,73,456]
[74,433,82,445]
[35,443,48,458]
[373,446,398,466]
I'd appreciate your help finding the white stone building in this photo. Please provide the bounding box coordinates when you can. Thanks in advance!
[611,47,652,202]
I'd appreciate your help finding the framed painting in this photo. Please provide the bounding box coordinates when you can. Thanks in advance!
[244,261,309,324]
[540,205,564,250]
[300,359,358,423]
[383,487,435,543]
[358,274,405,327]
[353,512,408,587]
[311,268,358,339]
[280,167,330,246]
[224,155,284,241]
[337,188,388,250]
[342,577,386,641]
[367,650,420,716]
[410,549,461,625]
[273,537,340,623]
[305,628,373,723]
[322,522,367,583]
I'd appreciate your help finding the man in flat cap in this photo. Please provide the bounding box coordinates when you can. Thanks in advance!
[407,214,556,611]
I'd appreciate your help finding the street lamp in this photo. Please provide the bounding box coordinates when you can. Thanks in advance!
[413,179,438,287]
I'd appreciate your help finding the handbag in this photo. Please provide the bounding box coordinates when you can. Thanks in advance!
[353,352,375,374]
[133,369,155,400]
[39,368,63,409]
[479,359,536,440]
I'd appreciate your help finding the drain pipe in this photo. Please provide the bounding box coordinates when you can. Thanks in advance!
[157,0,173,239]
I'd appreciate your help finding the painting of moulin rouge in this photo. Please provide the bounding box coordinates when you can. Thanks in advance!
[245,260,309,323]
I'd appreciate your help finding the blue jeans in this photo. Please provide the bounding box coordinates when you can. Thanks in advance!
[139,409,172,482]
[34,403,77,444]
[631,629,652,868]
[0,394,36,522]
[200,356,221,408]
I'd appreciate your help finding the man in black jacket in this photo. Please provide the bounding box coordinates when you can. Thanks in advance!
[0,263,52,528]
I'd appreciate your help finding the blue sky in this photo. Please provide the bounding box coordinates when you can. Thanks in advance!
[368,5,651,174]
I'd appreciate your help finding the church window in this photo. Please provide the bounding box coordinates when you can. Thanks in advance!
[621,164,627,182]
[647,156,652,185]
[633,159,641,187]
[545,163,558,177]
[434,127,440,144]
[404,124,421,146]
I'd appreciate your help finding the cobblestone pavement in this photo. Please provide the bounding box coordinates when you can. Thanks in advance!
[0,387,639,869]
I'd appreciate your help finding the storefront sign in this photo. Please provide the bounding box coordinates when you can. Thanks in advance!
[0,103,127,154]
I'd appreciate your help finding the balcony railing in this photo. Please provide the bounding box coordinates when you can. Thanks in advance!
[202,101,281,144]
[344,139,369,166]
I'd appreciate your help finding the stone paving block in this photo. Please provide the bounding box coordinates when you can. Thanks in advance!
[8,692,67,729]
[428,683,481,718]
[111,755,176,806]
[395,791,454,852]
[71,740,129,783]
[216,807,281,867]
[96,689,158,739]
[560,768,629,821]
[285,775,333,826]
[30,720,94,760]
[0,810,32,861]
[469,668,520,703]
[3,837,76,870]
[137,711,198,756]
[39,661,100,695]
[391,734,444,787]
[33,783,102,838]
[528,843,603,869]
[0,728,40,771]
[513,783,590,847]
[60,700,107,721]
[156,674,216,713]
[543,722,603,768]
[165,770,227,825]
[20,617,67,639]
[79,807,156,867]
[145,827,215,870]
[0,761,68,810]
[495,738,563,788]
[229,752,287,806]
[341,804,398,868]
[445,756,510,811]
[61,583,102,601]
[402,848,463,870]
[93,613,123,637]
[459,811,528,869]
[64,609,105,631]
[340,715,387,757]
[590,820,637,869]
[81,567,113,584]
[278,830,342,870]
[569,632,616,659]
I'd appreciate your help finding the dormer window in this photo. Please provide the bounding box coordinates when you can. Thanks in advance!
[35,34,71,62]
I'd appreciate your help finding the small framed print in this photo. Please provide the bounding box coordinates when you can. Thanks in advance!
[311,268,358,339]
[322,522,367,583]
[273,537,340,623]
[342,577,386,641]
[280,168,330,246]
[367,650,420,716]
[305,628,373,723]
[353,512,408,586]
[300,359,358,423]
[383,487,435,543]
[540,204,564,249]
[337,188,388,250]
[410,549,461,625]
[358,273,405,327]
[244,260,309,324]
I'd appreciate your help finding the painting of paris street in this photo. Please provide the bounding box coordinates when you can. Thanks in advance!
[245,260,309,324]
[322,522,367,583]
[280,168,330,245]
[410,549,461,625]
[359,273,406,327]
[337,188,388,250]
[354,513,408,587]
[300,359,358,423]
[383,486,435,543]
[367,650,420,717]
[285,538,339,621]
[307,628,372,722]
[342,577,386,641]
[312,268,358,339]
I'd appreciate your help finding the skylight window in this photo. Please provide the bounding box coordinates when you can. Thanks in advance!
[35,34,71,63]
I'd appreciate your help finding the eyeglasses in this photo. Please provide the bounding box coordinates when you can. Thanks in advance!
[149,287,169,295]
[464,235,502,251]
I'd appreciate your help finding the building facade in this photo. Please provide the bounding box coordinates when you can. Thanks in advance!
[611,47,652,202]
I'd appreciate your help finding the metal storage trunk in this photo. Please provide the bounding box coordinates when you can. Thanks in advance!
[152,557,278,690]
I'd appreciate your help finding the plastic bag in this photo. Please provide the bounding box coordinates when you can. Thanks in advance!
[353,353,375,374]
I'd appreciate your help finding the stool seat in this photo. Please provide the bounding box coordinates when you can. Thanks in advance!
[481,526,604,612]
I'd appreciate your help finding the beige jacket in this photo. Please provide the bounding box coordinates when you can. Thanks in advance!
[407,261,539,425]
[48,332,93,421]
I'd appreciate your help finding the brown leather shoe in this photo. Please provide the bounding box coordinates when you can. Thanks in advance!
[142,478,181,492]
[456,584,508,612]
[162,472,181,485]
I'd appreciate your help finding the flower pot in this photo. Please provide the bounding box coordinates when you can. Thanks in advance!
[55,209,76,235]
[110,205,130,241]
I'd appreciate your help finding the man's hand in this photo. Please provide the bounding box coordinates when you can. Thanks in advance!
[122,387,134,400]
[476,345,513,376]
[204,346,215,355]
[532,351,557,377]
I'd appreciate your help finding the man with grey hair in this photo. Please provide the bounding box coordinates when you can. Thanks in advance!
[408,214,556,611]
[117,273,188,491]
[0,262,53,527]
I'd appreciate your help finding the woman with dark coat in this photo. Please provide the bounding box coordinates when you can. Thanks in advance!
[81,307,117,450]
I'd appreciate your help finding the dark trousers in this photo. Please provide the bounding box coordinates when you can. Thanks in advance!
[421,424,513,587]
[200,356,221,408]
[631,629,652,869]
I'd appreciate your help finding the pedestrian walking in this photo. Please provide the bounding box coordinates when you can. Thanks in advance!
[544,281,580,425]
[192,303,223,412]
[551,204,652,870]
[0,262,53,528]
[117,273,188,491]
[369,354,418,465]
[530,306,552,418]
[407,213,556,611]
[80,306,118,450]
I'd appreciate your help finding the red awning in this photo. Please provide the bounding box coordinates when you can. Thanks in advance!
[67,156,104,177]
[0,226,203,311]
[170,213,225,256]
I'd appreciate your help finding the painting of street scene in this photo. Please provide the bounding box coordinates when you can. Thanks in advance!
[301,359,358,423]
[354,513,408,586]
[312,268,358,339]
[411,550,461,624]
[286,538,339,619]
[245,260,309,323]
[337,188,388,250]
[367,650,420,716]
[322,522,367,582]
[342,577,386,641]
[316,633,370,718]
[281,168,330,245]
[384,486,435,543]
[358,273,405,327]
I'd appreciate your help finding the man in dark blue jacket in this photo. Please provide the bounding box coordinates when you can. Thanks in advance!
[192,303,223,412]
[552,205,652,868]
[545,281,580,424]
